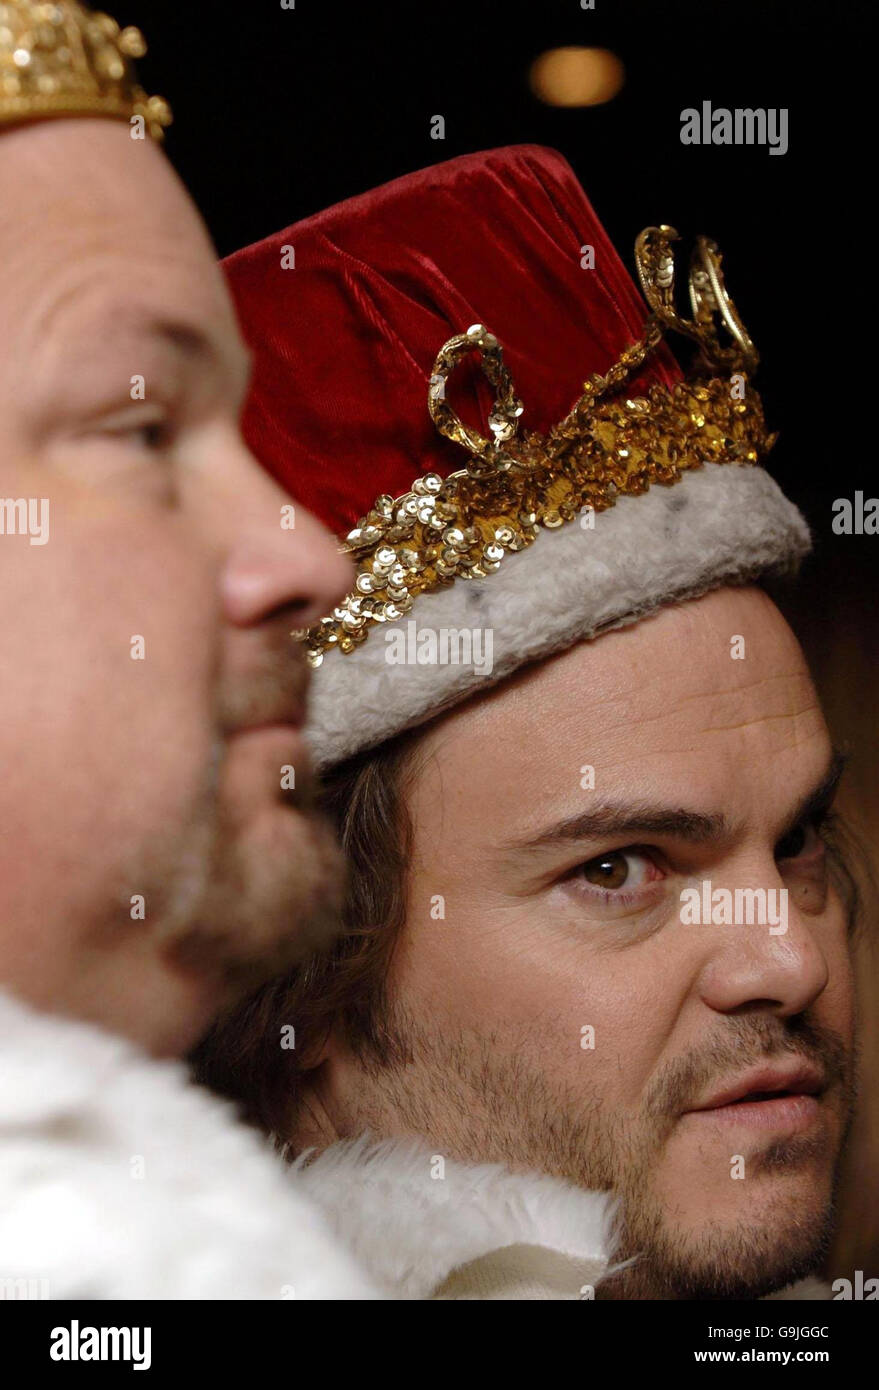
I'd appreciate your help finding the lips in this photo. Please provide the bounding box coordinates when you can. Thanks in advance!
[687,1060,826,1114]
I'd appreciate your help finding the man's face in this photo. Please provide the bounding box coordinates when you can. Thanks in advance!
[0,120,352,1055]
[322,585,856,1298]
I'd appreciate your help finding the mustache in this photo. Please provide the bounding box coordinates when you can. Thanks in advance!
[217,621,312,734]
[644,1015,855,1124]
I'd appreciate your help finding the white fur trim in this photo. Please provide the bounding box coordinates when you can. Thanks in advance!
[307,463,810,768]
[293,1135,616,1300]
[0,988,378,1300]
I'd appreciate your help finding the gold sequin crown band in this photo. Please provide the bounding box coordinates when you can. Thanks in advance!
[303,225,776,666]
[0,1,170,140]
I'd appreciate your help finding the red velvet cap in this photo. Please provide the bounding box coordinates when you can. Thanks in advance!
[222,144,682,536]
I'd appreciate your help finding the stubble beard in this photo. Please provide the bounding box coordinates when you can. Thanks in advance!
[119,737,346,998]
[342,1004,853,1299]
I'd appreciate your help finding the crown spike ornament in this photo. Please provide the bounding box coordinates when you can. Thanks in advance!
[301,227,774,667]
[0,0,171,140]
[635,224,758,375]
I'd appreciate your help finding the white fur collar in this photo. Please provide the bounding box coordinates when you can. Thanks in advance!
[0,987,377,1299]
[292,1135,616,1299]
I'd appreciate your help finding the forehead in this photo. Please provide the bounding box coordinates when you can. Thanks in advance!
[409,586,828,846]
[0,119,236,348]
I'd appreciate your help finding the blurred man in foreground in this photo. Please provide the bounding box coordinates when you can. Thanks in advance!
[0,1,374,1299]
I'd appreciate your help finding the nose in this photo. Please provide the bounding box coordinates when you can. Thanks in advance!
[218,455,353,630]
[697,864,831,1020]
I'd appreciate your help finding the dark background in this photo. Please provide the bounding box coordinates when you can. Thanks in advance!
[128,0,878,1278]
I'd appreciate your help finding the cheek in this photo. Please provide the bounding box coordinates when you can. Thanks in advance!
[394,876,684,1110]
[0,497,219,924]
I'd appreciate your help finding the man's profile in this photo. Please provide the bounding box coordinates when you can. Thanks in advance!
[0,3,352,1054]
[0,0,379,1301]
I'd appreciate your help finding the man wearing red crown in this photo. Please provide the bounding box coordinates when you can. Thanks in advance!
[198,145,859,1300]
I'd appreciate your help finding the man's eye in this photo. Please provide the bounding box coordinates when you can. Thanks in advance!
[95,408,175,452]
[131,420,172,450]
[116,419,174,452]
[775,819,825,862]
[578,848,658,893]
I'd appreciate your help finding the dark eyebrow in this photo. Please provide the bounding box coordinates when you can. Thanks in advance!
[502,747,847,857]
[503,803,730,856]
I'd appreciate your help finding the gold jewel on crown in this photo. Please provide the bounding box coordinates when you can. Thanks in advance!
[301,225,775,667]
[0,1,170,140]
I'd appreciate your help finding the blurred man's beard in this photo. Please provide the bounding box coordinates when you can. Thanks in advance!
[126,739,345,997]
[342,1006,854,1300]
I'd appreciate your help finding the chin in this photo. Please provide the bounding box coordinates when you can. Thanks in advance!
[611,1205,834,1300]
[672,1217,832,1300]
[86,969,226,1060]
[610,1152,838,1299]
[149,999,225,1059]
[159,794,344,995]
[229,801,345,961]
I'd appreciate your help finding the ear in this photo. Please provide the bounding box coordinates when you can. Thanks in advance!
[298,1020,345,1072]
[288,1035,348,1151]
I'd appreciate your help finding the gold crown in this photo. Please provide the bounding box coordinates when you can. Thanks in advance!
[302,226,775,666]
[0,1,170,140]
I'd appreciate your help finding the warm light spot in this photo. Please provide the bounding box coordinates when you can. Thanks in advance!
[529,47,625,108]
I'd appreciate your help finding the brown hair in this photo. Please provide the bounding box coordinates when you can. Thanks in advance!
[190,731,418,1138]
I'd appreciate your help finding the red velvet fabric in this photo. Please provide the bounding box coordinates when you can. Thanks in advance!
[223,144,682,536]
